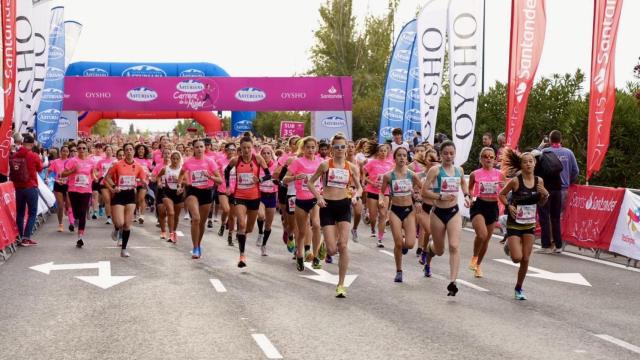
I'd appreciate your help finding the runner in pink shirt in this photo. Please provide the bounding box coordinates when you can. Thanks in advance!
[215,142,238,245]
[96,145,118,225]
[273,136,300,250]
[284,137,324,272]
[46,145,71,232]
[134,144,152,224]
[362,141,393,247]
[61,141,98,248]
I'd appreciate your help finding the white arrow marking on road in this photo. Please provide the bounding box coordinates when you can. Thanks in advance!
[30,261,135,289]
[209,279,227,292]
[300,263,358,287]
[493,259,591,286]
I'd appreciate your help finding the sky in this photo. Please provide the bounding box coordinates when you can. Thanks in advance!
[49,0,640,132]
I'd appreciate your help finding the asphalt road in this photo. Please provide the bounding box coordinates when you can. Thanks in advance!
[1,211,639,360]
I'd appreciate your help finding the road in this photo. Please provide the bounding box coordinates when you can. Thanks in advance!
[0,212,639,360]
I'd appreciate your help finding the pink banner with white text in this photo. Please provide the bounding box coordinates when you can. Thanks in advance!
[63,76,352,112]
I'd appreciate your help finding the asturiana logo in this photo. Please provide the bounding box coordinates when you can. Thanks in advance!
[122,65,167,77]
[46,67,65,81]
[408,88,421,103]
[48,45,64,60]
[58,116,70,128]
[400,31,416,44]
[176,80,205,93]
[83,68,109,77]
[37,130,54,143]
[127,87,158,102]
[383,107,404,122]
[179,69,206,77]
[41,88,64,102]
[390,69,408,82]
[386,88,405,103]
[409,66,420,80]
[380,126,394,138]
[321,116,346,128]
[406,109,421,124]
[235,87,266,102]
[37,109,61,124]
[395,49,411,63]
[234,120,253,131]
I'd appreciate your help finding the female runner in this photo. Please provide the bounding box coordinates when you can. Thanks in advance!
[346,140,363,242]
[134,144,152,224]
[216,142,238,246]
[47,145,71,232]
[361,141,393,248]
[255,145,278,256]
[96,145,117,225]
[151,148,171,240]
[156,150,184,243]
[417,149,439,273]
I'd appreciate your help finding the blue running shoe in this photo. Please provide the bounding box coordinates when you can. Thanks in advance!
[394,271,403,283]
[401,247,408,255]
[423,264,432,277]
[419,252,427,265]
[325,254,333,264]
[515,288,527,300]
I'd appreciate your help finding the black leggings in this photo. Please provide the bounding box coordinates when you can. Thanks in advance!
[69,192,92,231]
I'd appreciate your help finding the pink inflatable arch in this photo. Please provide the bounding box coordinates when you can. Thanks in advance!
[78,111,222,135]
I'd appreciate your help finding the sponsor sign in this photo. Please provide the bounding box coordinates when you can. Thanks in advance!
[610,189,640,260]
[279,121,305,138]
[312,111,352,141]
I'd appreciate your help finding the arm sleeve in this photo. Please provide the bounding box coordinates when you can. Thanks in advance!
[224,165,232,188]
[260,166,272,182]
[278,165,288,181]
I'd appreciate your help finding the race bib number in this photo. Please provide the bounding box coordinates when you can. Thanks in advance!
[191,170,208,187]
[260,180,274,192]
[288,196,296,212]
[392,178,412,197]
[75,174,90,187]
[101,163,112,177]
[516,204,537,224]
[374,174,383,188]
[327,168,349,189]
[119,175,136,189]
[237,173,255,189]
[166,174,179,189]
[441,177,460,193]
[479,181,498,196]
[301,175,318,192]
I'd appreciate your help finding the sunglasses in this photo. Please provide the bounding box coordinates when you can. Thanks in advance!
[482,155,495,159]
[78,147,87,150]
[332,144,346,150]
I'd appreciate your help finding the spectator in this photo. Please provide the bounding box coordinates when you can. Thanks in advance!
[537,130,579,254]
[412,131,423,147]
[12,134,44,247]
[318,140,330,159]
[482,132,498,154]
[390,128,410,152]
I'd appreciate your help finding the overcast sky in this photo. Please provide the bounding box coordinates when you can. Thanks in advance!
[50,0,640,132]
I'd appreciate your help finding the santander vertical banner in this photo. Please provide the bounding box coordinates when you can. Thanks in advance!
[586,0,623,180]
[505,0,546,148]
[448,0,483,166]
[1,0,16,177]
[417,0,448,145]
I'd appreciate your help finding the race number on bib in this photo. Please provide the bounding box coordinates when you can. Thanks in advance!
[119,175,136,189]
[237,173,255,189]
[260,180,274,192]
[288,196,296,212]
[375,174,383,189]
[441,177,460,193]
[516,204,537,224]
[75,174,90,187]
[392,178,412,197]
[191,170,208,187]
[479,181,498,196]
[327,168,349,188]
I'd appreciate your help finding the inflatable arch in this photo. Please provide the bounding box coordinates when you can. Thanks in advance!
[66,62,255,135]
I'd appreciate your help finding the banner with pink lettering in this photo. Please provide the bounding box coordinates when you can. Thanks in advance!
[279,121,304,138]
[505,0,546,148]
[610,190,640,261]
[63,77,352,112]
[586,0,623,180]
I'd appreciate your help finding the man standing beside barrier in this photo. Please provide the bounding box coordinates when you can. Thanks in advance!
[537,130,579,254]
[11,134,44,247]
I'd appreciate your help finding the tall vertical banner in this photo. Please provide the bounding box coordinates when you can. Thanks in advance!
[417,0,448,145]
[402,33,421,143]
[610,189,640,261]
[0,0,16,177]
[448,0,483,166]
[586,0,623,180]
[63,20,82,68]
[34,6,63,148]
[378,20,416,143]
[505,0,546,148]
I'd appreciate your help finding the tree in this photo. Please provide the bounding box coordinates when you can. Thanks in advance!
[173,119,204,136]
[92,119,115,137]
[308,0,398,139]
[128,123,135,135]
[252,112,311,138]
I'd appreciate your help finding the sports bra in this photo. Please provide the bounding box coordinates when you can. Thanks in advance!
[433,166,461,194]
[389,170,414,197]
[323,159,351,189]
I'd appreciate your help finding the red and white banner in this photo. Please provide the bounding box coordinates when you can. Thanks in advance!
[610,190,640,261]
[586,0,623,180]
[0,0,16,177]
[505,0,546,148]
[561,184,625,250]
[0,181,18,248]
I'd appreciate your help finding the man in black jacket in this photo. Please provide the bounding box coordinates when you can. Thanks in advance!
[533,148,563,254]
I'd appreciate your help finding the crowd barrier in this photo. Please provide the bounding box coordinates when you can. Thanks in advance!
[0,182,19,259]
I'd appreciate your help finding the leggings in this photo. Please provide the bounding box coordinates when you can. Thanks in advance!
[68,192,92,231]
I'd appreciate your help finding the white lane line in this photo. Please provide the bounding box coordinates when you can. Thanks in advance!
[462,228,640,273]
[176,231,184,237]
[593,334,640,355]
[379,250,394,257]
[209,279,227,293]
[104,246,160,249]
[252,334,283,359]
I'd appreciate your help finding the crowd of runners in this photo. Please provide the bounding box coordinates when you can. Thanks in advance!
[42,130,550,300]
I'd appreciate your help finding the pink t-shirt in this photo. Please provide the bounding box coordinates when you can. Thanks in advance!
[363,158,394,195]
[96,157,117,179]
[152,149,163,166]
[216,156,236,193]
[183,157,218,189]
[65,158,96,194]
[288,156,323,200]
[472,168,502,198]
[49,158,69,184]
[259,160,278,193]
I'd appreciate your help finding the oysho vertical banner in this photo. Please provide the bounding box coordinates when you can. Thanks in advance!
[0,0,16,177]
[35,5,63,148]
[378,20,416,143]
[417,0,449,145]
[587,0,623,180]
[505,0,546,148]
[448,0,483,166]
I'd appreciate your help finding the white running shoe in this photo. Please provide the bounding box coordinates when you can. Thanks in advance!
[351,229,358,243]
[256,233,263,247]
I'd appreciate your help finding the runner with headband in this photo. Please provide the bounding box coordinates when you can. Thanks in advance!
[379,147,423,283]
[223,136,273,268]
[423,141,470,296]
[308,133,362,297]
[467,147,505,278]
[105,143,146,257]
[499,148,549,300]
